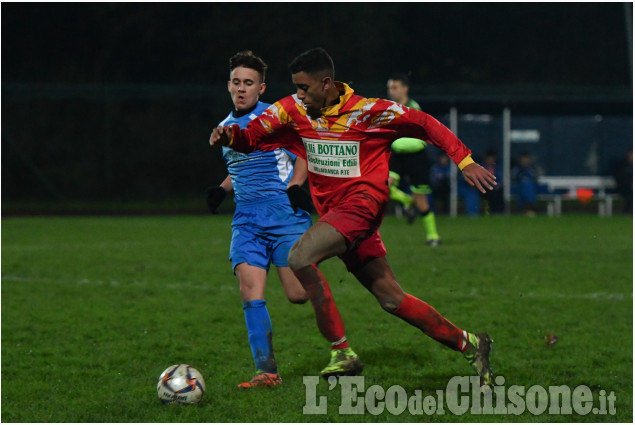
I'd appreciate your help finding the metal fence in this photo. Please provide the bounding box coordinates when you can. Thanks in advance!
[2,83,632,212]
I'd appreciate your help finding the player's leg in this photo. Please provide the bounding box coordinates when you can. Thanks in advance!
[411,189,441,245]
[389,171,414,209]
[353,256,463,347]
[287,221,348,346]
[230,226,282,388]
[287,222,362,377]
[389,154,416,223]
[408,150,441,245]
[271,232,309,304]
[276,267,309,304]
[412,190,432,214]
[234,263,283,388]
[236,263,267,302]
[520,179,537,216]
[352,251,492,386]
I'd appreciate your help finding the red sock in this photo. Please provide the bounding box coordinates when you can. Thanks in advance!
[294,264,349,350]
[392,293,466,351]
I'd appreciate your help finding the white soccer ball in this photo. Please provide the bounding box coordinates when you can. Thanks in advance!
[157,364,206,405]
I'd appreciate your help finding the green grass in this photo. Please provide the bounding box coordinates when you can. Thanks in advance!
[2,214,632,422]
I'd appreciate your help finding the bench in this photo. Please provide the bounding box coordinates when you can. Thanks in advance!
[537,176,619,217]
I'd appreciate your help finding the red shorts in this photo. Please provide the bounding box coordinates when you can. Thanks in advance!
[319,195,388,272]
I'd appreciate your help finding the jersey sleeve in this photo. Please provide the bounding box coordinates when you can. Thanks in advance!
[228,101,305,158]
[383,101,472,166]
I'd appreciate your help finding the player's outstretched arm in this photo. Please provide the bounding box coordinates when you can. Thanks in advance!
[209,120,280,154]
[387,105,471,166]
[461,162,497,194]
[386,106,497,193]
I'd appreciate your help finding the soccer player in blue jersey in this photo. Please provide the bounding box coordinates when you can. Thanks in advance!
[206,51,313,388]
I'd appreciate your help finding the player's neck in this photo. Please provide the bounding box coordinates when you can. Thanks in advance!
[325,87,342,107]
[233,102,259,118]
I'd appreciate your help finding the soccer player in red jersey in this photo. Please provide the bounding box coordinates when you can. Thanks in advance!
[210,48,497,386]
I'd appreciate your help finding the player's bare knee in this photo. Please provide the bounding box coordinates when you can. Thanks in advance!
[239,285,253,301]
[287,245,310,271]
[378,297,400,312]
[374,286,405,312]
[239,280,256,295]
[286,249,301,271]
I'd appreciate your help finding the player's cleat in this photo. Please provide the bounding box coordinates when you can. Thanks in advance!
[320,347,364,379]
[426,238,442,247]
[463,333,494,388]
[237,371,282,388]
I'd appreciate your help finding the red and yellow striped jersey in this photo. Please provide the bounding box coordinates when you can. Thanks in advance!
[227,82,471,215]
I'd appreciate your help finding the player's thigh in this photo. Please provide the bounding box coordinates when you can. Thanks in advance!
[235,263,268,301]
[230,225,272,271]
[412,192,430,211]
[287,222,348,270]
[230,226,271,301]
[271,232,301,269]
[271,233,308,303]
[353,256,405,311]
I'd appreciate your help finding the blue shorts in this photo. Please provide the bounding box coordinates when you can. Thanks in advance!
[229,195,312,271]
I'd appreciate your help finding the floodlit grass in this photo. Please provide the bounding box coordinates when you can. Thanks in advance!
[2,214,632,422]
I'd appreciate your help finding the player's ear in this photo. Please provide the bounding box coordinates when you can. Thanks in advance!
[227,80,232,93]
[259,82,266,95]
[322,77,333,91]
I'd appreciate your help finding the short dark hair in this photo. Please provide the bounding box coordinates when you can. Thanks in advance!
[229,50,267,82]
[388,72,410,87]
[288,48,335,79]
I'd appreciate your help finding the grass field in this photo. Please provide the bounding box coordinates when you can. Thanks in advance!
[2,213,632,422]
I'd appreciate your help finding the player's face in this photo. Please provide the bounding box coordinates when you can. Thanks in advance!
[228,66,265,112]
[387,80,408,105]
[292,71,329,118]
[519,155,532,168]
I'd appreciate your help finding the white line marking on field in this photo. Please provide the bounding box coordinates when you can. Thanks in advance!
[2,275,631,300]
[1,274,234,291]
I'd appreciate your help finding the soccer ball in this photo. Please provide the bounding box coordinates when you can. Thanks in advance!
[157,364,206,405]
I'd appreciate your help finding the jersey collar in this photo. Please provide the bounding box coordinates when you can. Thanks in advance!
[232,101,260,118]
[320,82,354,117]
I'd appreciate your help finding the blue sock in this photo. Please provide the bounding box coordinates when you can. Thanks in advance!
[243,299,277,374]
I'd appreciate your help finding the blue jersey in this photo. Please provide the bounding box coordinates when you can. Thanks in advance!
[220,101,297,204]
[217,101,312,270]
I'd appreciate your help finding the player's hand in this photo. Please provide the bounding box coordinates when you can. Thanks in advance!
[462,163,497,194]
[209,126,233,147]
[286,185,314,213]
[206,186,226,214]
